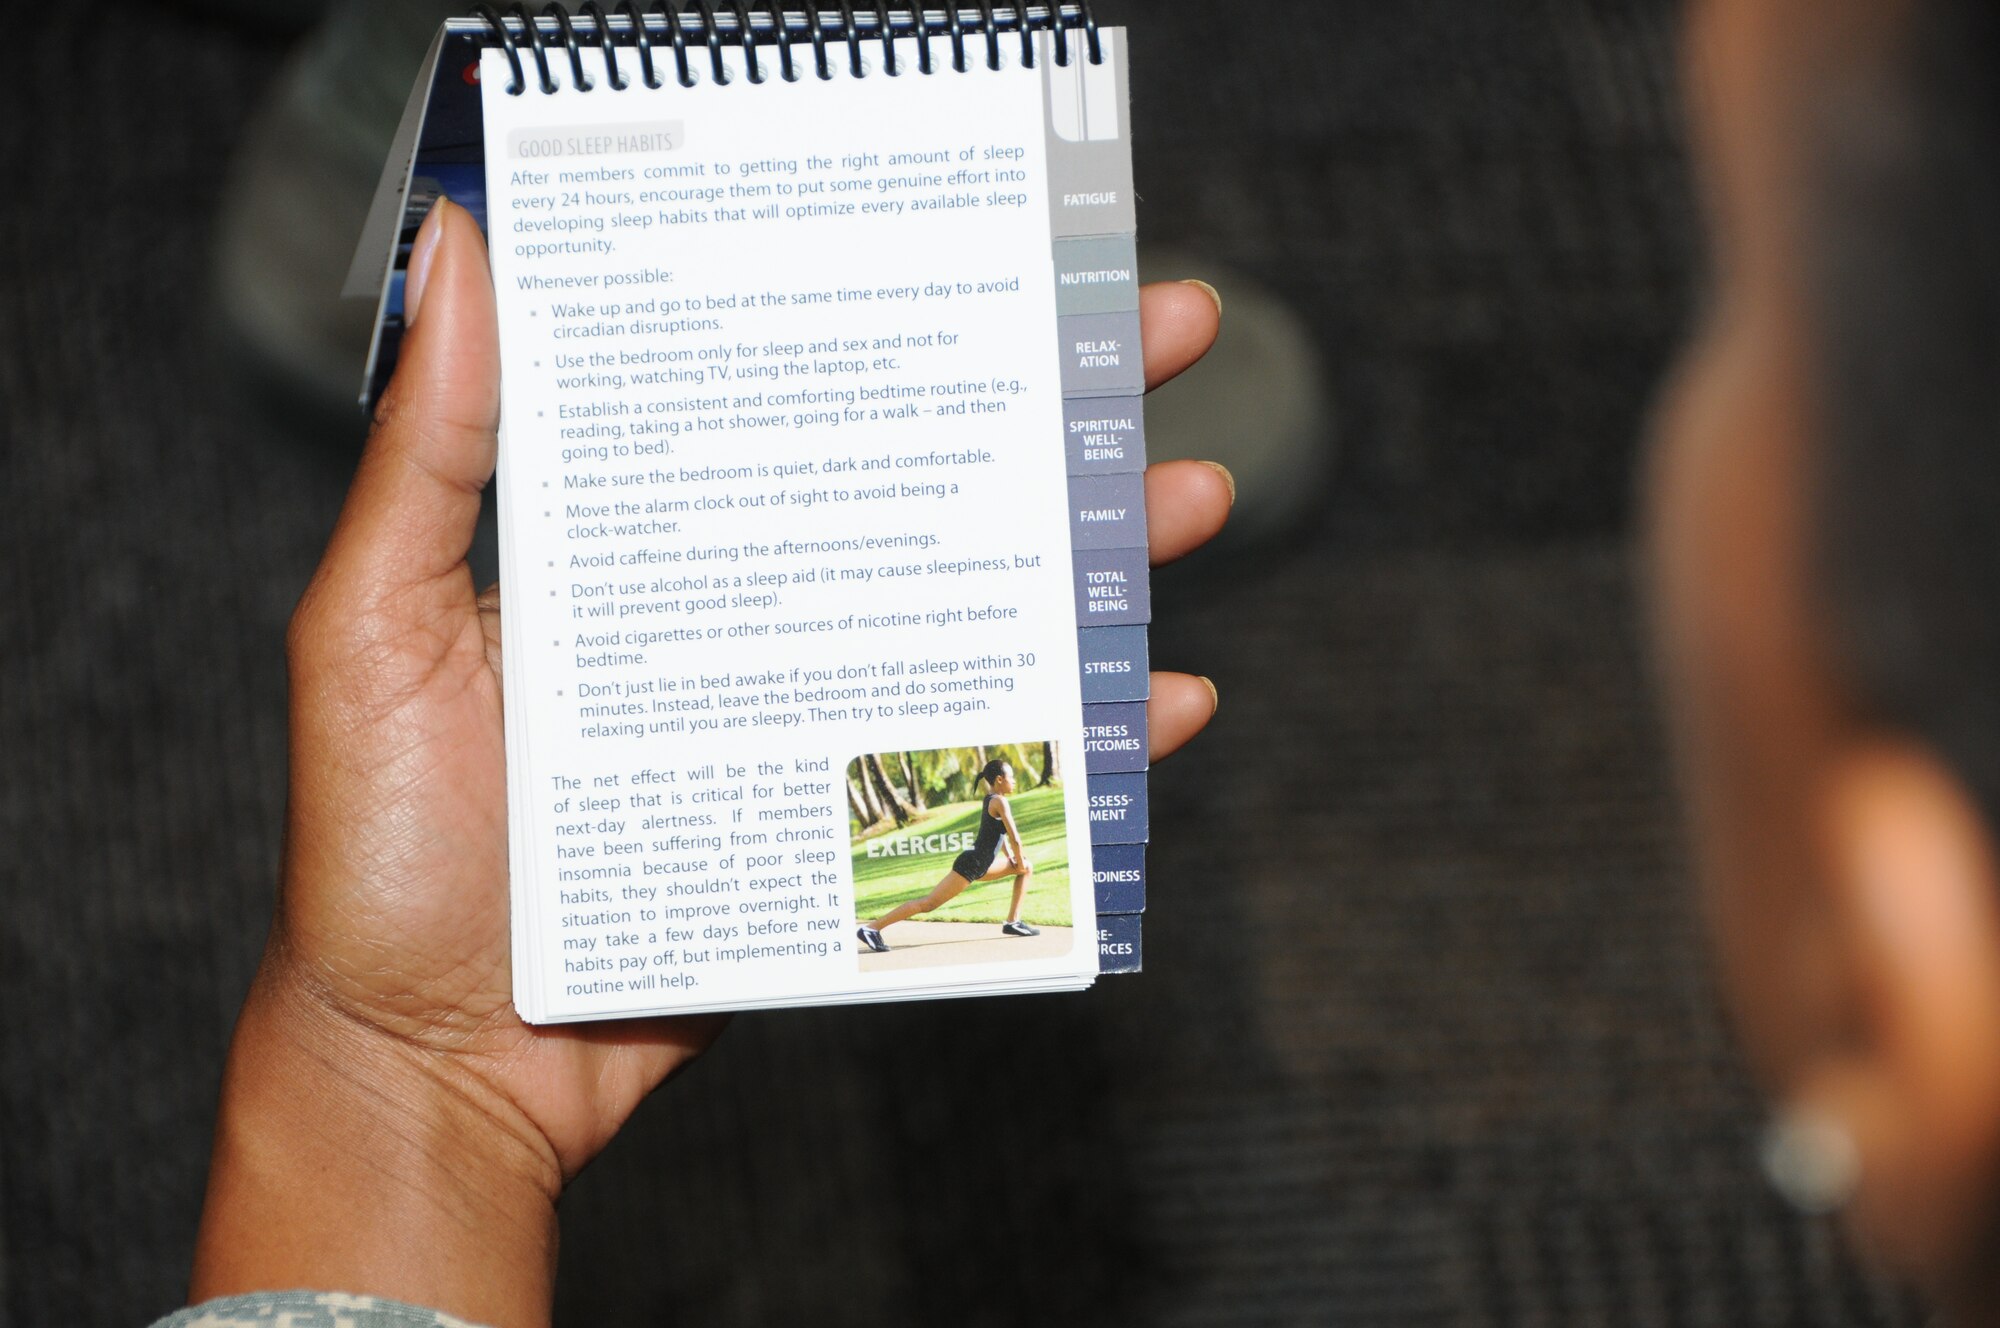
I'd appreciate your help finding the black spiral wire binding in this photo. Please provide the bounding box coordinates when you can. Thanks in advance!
[973,0,1000,69]
[466,4,1103,92]
[807,2,835,78]
[580,1,630,86]
[473,3,526,93]
[508,1,560,92]
[956,0,1009,66]
[754,0,800,80]
[834,2,864,77]
[616,0,662,85]
[869,0,897,74]
[1074,1,1101,65]
[687,2,729,84]
[908,0,933,73]
[723,0,763,81]
[945,2,967,71]
[654,0,691,85]
[544,2,594,89]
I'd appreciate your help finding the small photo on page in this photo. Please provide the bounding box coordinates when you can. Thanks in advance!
[848,744,1074,971]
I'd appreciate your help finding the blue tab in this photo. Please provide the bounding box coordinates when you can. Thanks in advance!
[1064,396,1146,476]
[1097,913,1143,974]
[1073,546,1151,626]
[1083,701,1147,774]
[1058,311,1146,397]
[1087,771,1148,844]
[1077,625,1149,703]
[1068,473,1148,551]
[1092,842,1146,914]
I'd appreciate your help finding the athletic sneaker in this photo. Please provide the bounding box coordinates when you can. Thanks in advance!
[1001,920,1040,937]
[856,926,890,953]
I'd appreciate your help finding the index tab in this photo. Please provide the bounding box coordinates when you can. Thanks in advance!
[1092,843,1147,913]
[1040,28,1135,240]
[1053,236,1139,316]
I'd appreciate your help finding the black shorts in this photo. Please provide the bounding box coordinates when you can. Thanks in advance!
[951,847,998,881]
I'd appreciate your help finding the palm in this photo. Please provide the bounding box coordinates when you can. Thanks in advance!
[286,567,718,1176]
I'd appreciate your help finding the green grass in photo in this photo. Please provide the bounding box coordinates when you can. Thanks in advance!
[852,785,1071,927]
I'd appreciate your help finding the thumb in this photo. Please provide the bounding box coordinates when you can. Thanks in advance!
[321,198,500,601]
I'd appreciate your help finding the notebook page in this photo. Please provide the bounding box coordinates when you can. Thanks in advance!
[480,39,1098,1020]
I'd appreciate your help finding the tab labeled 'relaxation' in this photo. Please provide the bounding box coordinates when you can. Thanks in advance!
[512,122,686,159]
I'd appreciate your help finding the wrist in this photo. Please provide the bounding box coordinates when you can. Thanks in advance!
[191,959,562,1328]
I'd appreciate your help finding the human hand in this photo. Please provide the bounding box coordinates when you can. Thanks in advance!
[190,201,1227,1326]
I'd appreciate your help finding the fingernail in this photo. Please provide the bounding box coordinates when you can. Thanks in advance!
[1198,676,1219,715]
[1180,278,1222,318]
[1200,460,1237,507]
[404,198,450,328]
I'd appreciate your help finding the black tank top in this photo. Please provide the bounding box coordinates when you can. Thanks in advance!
[969,794,1005,858]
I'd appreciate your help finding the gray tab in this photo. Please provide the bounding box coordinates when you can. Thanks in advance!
[1064,396,1146,475]
[1073,546,1150,626]
[1068,473,1147,550]
[1040,28,1136,240]
[1054,236,1139,316]
[1078,625,1149,702]
[1059,311,1145,397]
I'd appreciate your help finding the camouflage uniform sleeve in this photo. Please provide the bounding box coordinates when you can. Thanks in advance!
[148,1290,490,1328]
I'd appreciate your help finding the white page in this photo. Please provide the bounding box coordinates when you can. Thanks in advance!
[481,41,1098,1021]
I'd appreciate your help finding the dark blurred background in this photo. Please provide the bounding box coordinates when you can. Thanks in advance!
[0,2,1923,1323]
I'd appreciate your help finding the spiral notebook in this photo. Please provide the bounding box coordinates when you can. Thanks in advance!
[351,4,1147,1021]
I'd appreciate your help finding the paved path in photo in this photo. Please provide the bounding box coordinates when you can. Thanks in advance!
[857,921,1075,972]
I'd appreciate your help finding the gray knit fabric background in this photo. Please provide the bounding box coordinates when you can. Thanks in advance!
[0,2,1926,1324]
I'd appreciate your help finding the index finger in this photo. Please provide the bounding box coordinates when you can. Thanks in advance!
[1141,280,1221,390]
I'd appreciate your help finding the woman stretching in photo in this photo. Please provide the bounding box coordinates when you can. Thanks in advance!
[857,759,1038,952]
